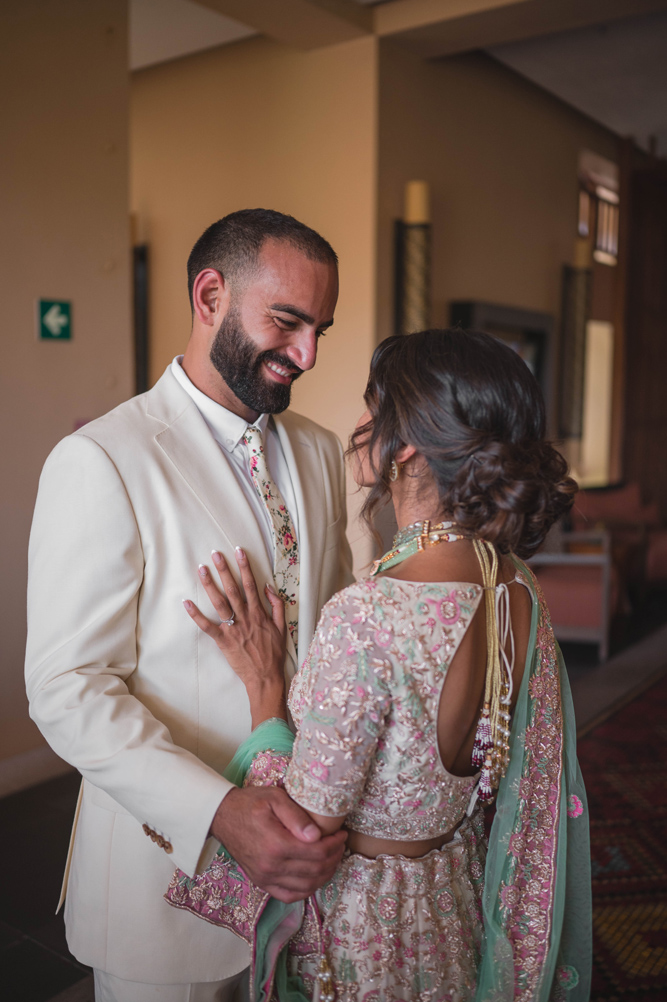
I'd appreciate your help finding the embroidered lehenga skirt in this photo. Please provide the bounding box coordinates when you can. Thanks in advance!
[292,812,486,1002]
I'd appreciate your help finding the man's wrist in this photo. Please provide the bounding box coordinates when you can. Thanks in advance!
[210,785,240,843]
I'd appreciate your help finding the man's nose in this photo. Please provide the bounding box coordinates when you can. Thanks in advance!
[285,329,318,372]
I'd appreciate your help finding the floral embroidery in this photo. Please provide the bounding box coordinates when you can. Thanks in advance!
[567,794,583,819]
[495,568,564,1002]
[243,425,299,644]
[286,579,483,840]
[244,750,291,789]
[164,857,268,945]
[557,965,580,990]
[169,565,574,1001]
[309,760,329,782]
[436,596,461,624]
[289,814,486,1001]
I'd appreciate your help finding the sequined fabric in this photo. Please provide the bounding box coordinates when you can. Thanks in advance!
[292,809,487,1002]
[493,573,566,1001]
[286,577,483,840]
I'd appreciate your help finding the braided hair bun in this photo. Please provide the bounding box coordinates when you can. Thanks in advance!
[351,329,576,559]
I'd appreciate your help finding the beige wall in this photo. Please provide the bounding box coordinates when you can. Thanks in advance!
[131,37,621,572]
[376,43,619,364]
[130,34,379,570]
[0,0,132,789]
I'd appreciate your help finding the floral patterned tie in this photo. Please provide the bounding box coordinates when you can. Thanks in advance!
[242,425,299,647]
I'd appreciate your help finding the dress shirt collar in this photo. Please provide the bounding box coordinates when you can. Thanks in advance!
[171,356,269,452]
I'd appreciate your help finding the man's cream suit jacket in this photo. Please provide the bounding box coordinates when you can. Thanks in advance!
[25,368,353,984]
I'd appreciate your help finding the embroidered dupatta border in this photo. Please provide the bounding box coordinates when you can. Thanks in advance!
[475,562,567,1002]
[501,570,563,999]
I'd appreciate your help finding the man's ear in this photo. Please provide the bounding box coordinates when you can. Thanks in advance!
[192,269,230,327]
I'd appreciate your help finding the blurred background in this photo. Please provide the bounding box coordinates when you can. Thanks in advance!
[1,10,666,993]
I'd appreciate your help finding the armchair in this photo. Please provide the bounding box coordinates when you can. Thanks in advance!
[529,529,619,662]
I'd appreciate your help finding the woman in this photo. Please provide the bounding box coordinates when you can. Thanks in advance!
[168,330,591,1002]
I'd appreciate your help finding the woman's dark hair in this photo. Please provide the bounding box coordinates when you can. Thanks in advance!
[350,329,577,559]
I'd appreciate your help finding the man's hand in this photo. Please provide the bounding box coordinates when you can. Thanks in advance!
[211,786,347,903]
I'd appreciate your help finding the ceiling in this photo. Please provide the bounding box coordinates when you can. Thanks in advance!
[130,0,667,155]
[489,9,667,154]
[130,0,255,70]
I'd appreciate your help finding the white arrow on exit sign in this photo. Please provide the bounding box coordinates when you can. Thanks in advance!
[42,303,69,336]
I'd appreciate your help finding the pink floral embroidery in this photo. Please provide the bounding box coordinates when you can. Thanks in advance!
[243,425,299,646]
[374,628,393,647]
[557,965,579,989]
[499,883,521,909]
[286,579,482,839]
[567,794,583,819]
[310,760,329,782]
[497,569,564,1002]
[437,596,460,625]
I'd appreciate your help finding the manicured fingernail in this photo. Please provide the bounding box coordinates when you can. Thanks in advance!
[303,824,320,841]
[198,564,207,577]
[211,550,222,564]
[235,546,246,561]
[182,599,193,611]
[265,582,276,594]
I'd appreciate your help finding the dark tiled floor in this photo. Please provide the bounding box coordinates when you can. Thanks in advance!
[0,771,90,1002]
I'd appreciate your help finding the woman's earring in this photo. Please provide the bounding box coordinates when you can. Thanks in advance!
[389,460,402,482]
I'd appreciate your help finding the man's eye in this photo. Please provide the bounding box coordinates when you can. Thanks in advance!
[274,317,296,329]
[316,330,327,339]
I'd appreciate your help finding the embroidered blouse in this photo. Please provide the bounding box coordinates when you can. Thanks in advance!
[285,576,483,840]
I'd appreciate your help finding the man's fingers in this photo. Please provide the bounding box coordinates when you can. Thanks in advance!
[212,787,346,903]
[270,787,322,842]
[272,835,347,879]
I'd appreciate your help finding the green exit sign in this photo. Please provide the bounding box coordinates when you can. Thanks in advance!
[38,299,72,340]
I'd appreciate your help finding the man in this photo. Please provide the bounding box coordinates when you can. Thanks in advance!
[25,209,353,1001]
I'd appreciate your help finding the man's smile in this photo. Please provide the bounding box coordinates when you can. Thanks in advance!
[263,359,300,384]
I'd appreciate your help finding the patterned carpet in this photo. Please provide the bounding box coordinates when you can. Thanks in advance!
[577,672,667,1001]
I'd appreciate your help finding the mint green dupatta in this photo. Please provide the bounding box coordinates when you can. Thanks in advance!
[475,561,592,1002]
[222,718,312,1002]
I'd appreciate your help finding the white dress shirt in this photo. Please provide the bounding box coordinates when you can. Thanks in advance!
[170,356,299,567]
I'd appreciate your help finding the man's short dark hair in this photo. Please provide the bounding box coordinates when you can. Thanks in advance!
[187,208,338,309]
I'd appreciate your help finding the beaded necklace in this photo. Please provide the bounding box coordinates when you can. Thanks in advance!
[370,519,513,802]
[370,519,474,577]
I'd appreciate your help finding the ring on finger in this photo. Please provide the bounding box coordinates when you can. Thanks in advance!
[220,611,235,627]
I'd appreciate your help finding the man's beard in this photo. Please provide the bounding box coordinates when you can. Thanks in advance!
[210,306,301,414]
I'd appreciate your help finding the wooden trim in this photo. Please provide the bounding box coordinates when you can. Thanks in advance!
[609,138,632,483]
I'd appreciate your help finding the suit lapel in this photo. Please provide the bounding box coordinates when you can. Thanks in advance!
[273,414,327,668]
[146,371,298,669]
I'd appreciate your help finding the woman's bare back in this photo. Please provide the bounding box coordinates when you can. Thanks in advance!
[384,541,532,780]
